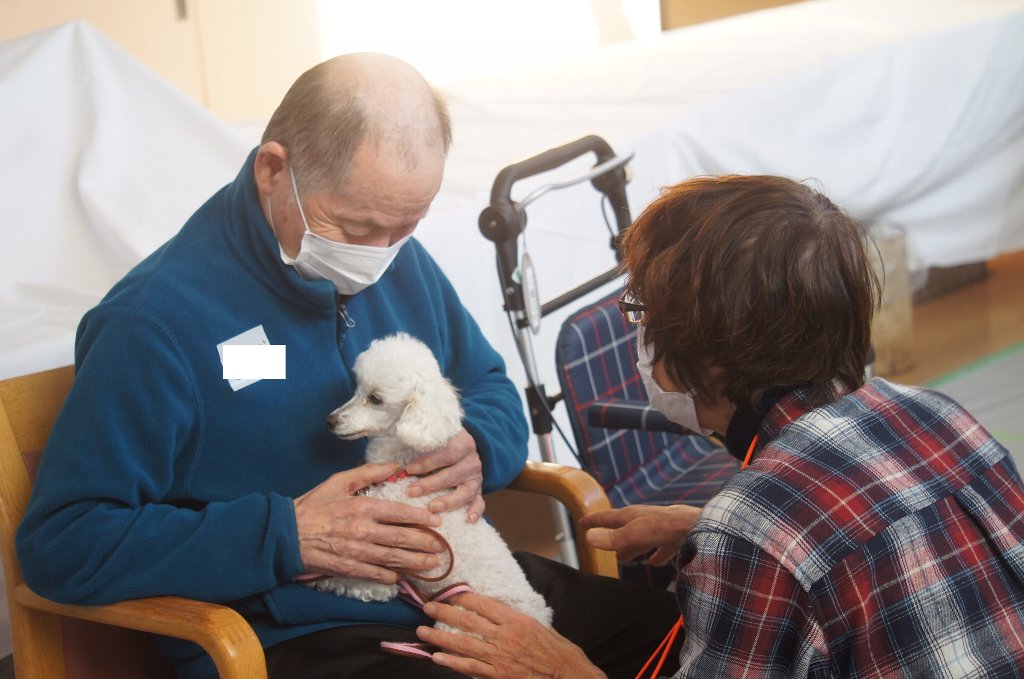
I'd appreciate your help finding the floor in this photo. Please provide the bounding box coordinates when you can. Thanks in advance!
[893,250,1024,387]
[488,249,1024,559]
[931,343,1024,467]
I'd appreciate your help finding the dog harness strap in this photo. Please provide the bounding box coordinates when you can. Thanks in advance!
[382,581,475,661]
[386,522,456,582]
[397,578,473,609]
[397,579,429,608]
[380,641,435,659]
[293,571,328,583]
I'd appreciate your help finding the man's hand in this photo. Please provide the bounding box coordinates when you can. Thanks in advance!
[405,428,485,523]
[293,463,444,583]
[579,504,702,565]
[418,592,605,679]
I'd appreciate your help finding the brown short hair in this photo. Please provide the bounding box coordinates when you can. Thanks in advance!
[620,175,880,409]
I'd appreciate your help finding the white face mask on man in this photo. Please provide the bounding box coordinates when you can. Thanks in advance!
[635,329,714,436]
[267,164,410,296]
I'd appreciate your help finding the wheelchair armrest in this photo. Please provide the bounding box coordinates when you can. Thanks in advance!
[14,584,267,679]
[586,399,689,434]
[507,461,619,578]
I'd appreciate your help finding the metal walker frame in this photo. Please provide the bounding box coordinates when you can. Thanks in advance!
[479,135,634,566]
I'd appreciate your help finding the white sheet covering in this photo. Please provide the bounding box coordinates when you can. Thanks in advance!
[4,1,1024,383]
[1,0,1023,656]
[0,21,252,382]
[417,0,1024,459]
[0,24,250,655]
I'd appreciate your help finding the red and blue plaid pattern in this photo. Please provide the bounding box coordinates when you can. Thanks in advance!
[675,378,1024,677]
[555,290,737,508]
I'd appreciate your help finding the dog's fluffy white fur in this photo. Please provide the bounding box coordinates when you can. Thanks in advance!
[316,332,553,627]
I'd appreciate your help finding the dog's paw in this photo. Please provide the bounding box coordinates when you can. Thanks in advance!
[309,577,347,596]
[309,577,398,603]
[434,621,484,640]
[345,582,399,603]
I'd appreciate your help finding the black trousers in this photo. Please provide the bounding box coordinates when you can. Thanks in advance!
[265,552,683,679]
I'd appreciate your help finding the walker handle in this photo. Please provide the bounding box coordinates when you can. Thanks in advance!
[478,135,631,313]
[490,135,617,203]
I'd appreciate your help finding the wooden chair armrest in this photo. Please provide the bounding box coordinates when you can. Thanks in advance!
[14,584,266,679]
[507,461,619,578]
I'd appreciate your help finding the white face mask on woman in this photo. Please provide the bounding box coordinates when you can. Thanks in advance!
[267,165,410,296]
[635,329,714,436]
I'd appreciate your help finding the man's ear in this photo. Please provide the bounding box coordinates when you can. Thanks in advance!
[253,142,289,200]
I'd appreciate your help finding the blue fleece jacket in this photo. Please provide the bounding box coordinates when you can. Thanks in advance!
[16,150,529,678]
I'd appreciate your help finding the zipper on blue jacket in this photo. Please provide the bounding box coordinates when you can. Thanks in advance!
[336,294,355,352]
[338,306,356,329]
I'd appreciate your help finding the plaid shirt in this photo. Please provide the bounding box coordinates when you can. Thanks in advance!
[674,378,1024,677]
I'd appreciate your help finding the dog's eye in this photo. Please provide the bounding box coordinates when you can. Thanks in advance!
[367,393,383,406]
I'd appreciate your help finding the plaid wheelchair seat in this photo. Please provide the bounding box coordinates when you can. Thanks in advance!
[555,289,738,509]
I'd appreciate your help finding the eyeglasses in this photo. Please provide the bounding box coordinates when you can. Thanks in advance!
[618,292,646,324]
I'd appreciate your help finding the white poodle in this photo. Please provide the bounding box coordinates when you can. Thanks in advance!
[316,332,553,629]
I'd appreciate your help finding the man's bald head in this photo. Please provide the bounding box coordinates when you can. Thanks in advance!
[261,53,452,193]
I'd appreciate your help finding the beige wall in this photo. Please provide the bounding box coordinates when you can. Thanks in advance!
[3,1,807,118]
[660,0,804,29]
[1,0,322,123]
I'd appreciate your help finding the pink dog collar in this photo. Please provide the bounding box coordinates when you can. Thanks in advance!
[385,469,411,484]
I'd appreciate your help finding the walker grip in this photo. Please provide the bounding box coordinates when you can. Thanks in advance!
[487,135,618,207]
[479,135,631,314]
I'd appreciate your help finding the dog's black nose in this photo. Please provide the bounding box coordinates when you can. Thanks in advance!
[325,415,334,430]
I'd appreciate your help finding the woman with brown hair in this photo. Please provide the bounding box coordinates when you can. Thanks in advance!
[417,175,1024,678]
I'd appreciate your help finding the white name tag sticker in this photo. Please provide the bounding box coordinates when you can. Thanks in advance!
[222,344,286,379]
[217,325,285,391]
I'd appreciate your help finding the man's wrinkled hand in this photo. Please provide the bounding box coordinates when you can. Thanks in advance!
[405,428,485,523]
[293,462,444,583]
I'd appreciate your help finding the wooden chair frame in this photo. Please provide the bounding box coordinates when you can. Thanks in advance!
[0,365,616,678]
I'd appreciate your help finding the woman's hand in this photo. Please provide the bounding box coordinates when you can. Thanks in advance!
[418,592,605,679]
[293,463,444,583]
[405,428,486,523]
[579,504,702,565]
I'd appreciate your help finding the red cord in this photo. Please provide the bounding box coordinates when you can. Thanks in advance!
[740,434,759,471]
[634,615,683,679]
[634,435,759,679]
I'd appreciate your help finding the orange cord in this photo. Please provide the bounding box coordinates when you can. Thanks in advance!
[740,434,759,471]
[634,615,683,679]
[634,434,760,679]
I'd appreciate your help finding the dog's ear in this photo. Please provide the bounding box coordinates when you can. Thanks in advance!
[396,375,464,452]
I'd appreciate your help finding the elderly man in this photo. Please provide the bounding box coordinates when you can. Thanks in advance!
[16,54,680,678]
